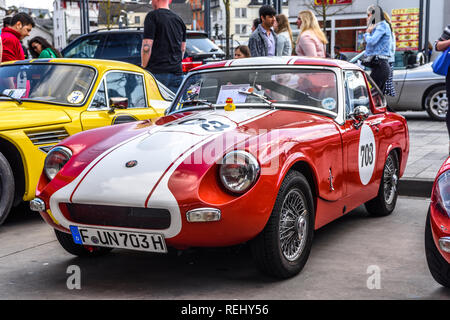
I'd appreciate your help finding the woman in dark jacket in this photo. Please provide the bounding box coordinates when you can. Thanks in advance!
[28,36,62,58]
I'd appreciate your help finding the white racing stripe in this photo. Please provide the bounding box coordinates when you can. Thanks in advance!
[48,109,274,238]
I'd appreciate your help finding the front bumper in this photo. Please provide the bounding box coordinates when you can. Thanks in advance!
[32,192,274,249]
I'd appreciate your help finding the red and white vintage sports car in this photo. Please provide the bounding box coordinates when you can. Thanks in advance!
[31,57,409,278]
[425,156,450,287]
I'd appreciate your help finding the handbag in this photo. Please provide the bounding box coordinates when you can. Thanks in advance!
[361,55,381,68]
[432,46,450,76]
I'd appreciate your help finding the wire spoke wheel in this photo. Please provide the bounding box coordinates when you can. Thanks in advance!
[250,170,314,279]
[383,154,398,205]
[365,151,399,217]
[279,189,308,262]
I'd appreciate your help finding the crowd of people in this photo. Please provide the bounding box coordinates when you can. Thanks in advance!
[241,4,400,98]
[0,12,62,64]
[1,1,449,113]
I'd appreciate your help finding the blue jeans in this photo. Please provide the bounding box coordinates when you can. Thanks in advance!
[152,73,184,94]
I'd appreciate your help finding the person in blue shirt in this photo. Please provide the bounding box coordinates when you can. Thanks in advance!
[435,24,450,147]
[383,11,396,97]
[363,5,392,92]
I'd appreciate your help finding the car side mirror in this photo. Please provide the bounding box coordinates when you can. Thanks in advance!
[109,97,128,113]
[350,105,370,129]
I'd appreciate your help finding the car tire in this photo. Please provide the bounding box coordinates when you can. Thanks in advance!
[0,152,15,226]
[365,151,399,217]
[250,170,314,279]
[55,229,112,257]
[425,208,450,288]
[425,85,447,121]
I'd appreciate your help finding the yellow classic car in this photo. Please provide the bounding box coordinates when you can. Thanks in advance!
[0,58,174,225]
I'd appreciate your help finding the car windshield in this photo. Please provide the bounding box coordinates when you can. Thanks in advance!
[172,68,338,113]
[186,36,223,55]
[0,63,96,105]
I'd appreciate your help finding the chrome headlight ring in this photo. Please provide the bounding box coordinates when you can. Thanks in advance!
[219,150,260,194]
[44,146,72,181]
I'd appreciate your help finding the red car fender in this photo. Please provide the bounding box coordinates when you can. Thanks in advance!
[430,157,450,263]
[384,143,405,175]
[274,152,320,223]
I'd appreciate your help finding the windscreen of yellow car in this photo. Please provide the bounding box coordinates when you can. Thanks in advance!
[0,63,96,106]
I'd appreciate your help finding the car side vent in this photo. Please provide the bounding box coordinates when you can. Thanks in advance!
[26,128,70,146]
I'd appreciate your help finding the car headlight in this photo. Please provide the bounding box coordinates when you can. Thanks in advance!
[44,146,72,181]
[219,150,260,194]
[432,170,450,218]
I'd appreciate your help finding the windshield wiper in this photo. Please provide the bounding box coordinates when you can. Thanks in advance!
[181,99,215,108]
[0,93,23,104]
[238,89,274,109]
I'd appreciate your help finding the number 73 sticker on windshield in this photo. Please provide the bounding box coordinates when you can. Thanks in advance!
[359,123,376,185]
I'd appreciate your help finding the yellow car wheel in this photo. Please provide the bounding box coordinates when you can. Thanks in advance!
[0,152,14,225]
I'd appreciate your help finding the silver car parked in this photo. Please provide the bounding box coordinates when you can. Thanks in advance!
[351,51,447,120]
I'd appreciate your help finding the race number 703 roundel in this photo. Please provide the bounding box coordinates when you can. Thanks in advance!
[358,124,376,185]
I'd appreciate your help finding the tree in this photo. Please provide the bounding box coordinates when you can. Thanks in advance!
[99,0,125,29]
[222,0,231,59]
[6,6,18,15]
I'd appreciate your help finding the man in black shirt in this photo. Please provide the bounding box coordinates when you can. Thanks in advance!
[141,0,186,93]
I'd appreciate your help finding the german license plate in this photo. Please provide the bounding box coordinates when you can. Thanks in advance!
[70,226,167,253]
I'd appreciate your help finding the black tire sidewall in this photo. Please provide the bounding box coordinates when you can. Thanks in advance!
[276,173,314,274]
[0,152,15,225]
[252,171,315,278]
[383,152,399,213]
[365,151,399,216]
[424,207,450,287]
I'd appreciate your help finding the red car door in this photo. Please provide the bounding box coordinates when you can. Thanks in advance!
[340,70,385,211]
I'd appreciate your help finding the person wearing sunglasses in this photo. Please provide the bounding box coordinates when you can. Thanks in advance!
[361,5,393,93]
[28,36,62,59]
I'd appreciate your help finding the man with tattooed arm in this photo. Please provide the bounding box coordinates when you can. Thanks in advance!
[141,0,186,93]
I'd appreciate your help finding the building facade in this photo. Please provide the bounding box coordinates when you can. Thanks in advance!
[53,0,103,49]
[190,0,204,30]
[97,1,193,30]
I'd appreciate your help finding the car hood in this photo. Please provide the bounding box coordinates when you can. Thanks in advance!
[56,108,335,210]
[0,102,72,131]
[66,109,271,206]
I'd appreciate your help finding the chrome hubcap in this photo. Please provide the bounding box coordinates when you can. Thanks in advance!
[429,90,448,117]
[383,155,398,205]
[279,189,308,262]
